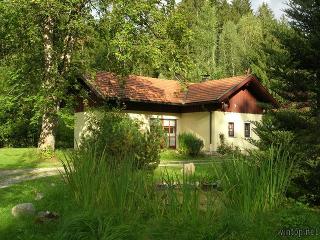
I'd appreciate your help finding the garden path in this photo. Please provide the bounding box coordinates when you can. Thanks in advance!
[0,167,64,189]
[0,160,217,188]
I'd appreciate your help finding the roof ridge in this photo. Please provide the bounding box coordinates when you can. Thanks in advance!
[129,74,180,83]
[194,75,249,85]
[98,71,249,83]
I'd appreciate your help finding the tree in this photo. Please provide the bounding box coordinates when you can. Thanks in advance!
[230,0,252,21]
[256,3,291,96]
[1,0,95,150]
[284,0,320,119]
[257,2,274,20]
[218,21,241,76]
[252,0,320,205]
[93,0,193,80]
[213,0,252,28]
[179,0,218,81]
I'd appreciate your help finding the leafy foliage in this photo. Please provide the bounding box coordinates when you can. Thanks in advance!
[0,0,294,150]
[252,110,320,205]
[216,133,241,155]
[178,132,204,156]
[77,109,164,170]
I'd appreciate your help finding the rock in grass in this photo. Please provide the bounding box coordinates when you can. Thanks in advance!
[35,192,44,201]
[11,203,35,218]
[35,211,59,223]
[181,163,195,175]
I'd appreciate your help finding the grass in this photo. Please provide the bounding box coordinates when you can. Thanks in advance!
[0,176,76,240]
[0,148,68,170]
[0,175,320,239]
[0,148,223,170]
[61,146,221,239]
[1,146,320,239]
[217,145,296,216]
[160,149,228,162]
[154,163,220,183]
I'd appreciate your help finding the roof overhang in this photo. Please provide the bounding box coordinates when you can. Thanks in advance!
[77,73,279,112]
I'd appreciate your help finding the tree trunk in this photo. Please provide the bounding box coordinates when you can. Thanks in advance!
[38,106,59,151]
[38,2,84,150]
[38,15,57,151]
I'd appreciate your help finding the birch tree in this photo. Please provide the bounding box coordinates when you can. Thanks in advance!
[188,0,218,81]
[1,0,94,150]
[218,21,242,76]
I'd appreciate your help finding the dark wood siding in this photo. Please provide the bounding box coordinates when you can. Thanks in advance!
[226,89,263,114]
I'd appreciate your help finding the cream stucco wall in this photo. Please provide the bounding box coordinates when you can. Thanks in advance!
[74,112,86,147]
[212,111,262,151]
[179,112,211,151]
[74,110,262,151]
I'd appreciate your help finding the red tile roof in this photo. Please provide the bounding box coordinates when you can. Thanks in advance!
[85,72,261,105]
[185,76,248,103]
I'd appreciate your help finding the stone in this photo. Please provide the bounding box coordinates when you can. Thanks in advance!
[200,182,218,191]
[35,211,59,223]
[11,203,35,218]
[181,163,195,175]
[35,192,44,201]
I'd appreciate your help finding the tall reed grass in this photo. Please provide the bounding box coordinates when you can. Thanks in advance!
[61,141,220,239]
[217,145,296,216]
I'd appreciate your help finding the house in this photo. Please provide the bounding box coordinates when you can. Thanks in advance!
[75,72,278,151]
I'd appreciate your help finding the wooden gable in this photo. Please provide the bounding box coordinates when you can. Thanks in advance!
[225,88,263,114]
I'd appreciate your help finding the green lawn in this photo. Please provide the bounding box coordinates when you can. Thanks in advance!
[0,148,68,170]
[0,176,76,239]
[1,148,320,239]
[155,163,220,183]
[160,149,228,162]
[0,148,224,170]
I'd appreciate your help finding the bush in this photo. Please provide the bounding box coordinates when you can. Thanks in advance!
[217,133,241,155]
[55,109,74,148]
[178,132,204,156]
[77,109,164,170]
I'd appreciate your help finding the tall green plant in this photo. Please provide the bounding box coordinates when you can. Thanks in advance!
[218,145,296,216]
[61,139,219,239]
[62,147,149,217]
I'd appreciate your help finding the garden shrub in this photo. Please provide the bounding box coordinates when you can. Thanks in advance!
[77,108,164,170]
[55,109,74,148]
[178,132,204,156]
[217,133,241,155]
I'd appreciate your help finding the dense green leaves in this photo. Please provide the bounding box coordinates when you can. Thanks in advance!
[76,109,164,169]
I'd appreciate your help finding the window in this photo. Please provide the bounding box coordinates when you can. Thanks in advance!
[151,118,177,149]
[163,119,177,148]
[228,122,234,137]
[244,122,250,138]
